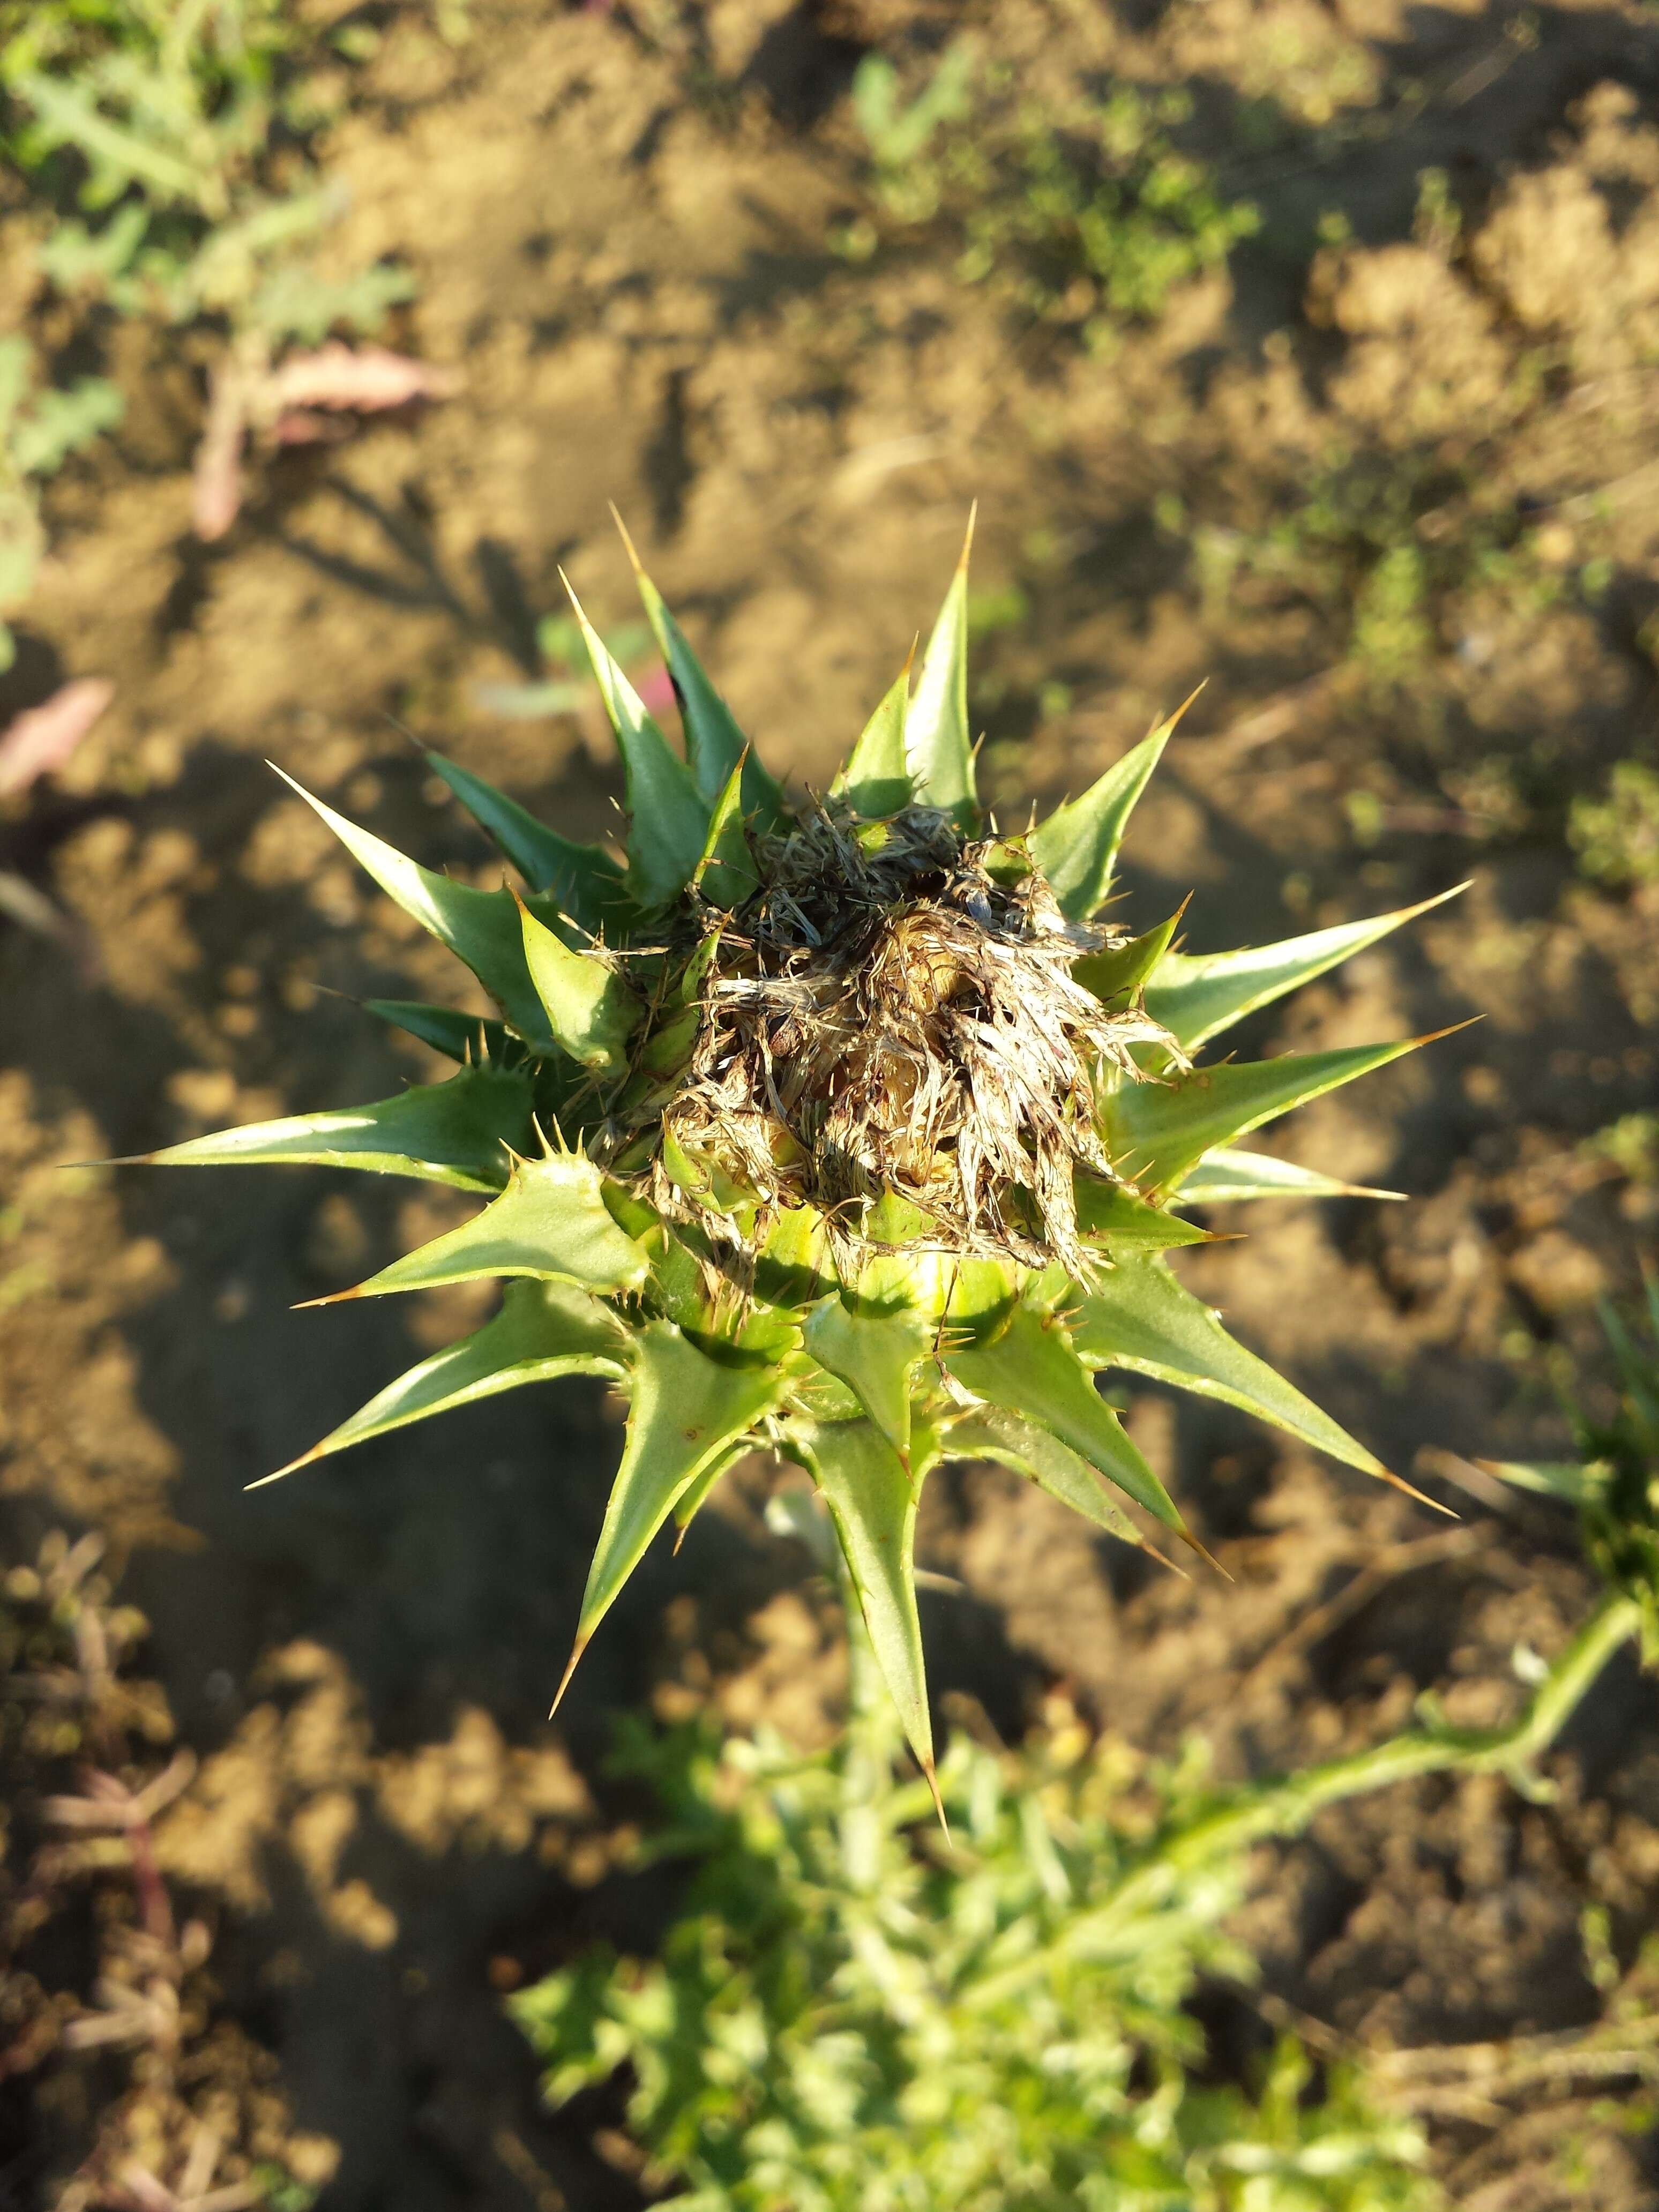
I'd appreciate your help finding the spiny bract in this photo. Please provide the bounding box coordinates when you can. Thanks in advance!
[140,518,1458,1798]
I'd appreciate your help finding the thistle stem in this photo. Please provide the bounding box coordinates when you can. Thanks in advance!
[833,1538,900,1893]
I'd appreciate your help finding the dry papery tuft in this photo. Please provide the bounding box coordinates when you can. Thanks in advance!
[599,800,1186,1279]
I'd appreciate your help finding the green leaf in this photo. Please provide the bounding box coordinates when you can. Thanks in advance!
[693,754,761,909]
[946,1304,1185,1534]
[802,1297,930,1463]
[309,1144,648,1302]
[1073,1176,1213,1252]
[564,1323,787,1680]
[1172,1147,1404,1205]
[1475,1458,1598,1505]
[614,511,788,826]
[564,577,709,909]
[518,896,640,1071]
[1104,1037,1431,1195]
[423,748,631,935]
[258,1279,629,1483]
[943,1256,1021,1342]
[1070,1255,1385,1477]
[273,768,554,1040]
[361,999,507,1065]
[671,1440,750,1542]
[139,1064,534,1194]
[905,515,976,827]
[1029,699,1190,921]
[1599,1300,1659,1434]
[835,667,913,819]
[753,1204,831,1311]
[947,1404,1161,1555]
[791,1416,935,1780]
[12,376,123,476]
[1144,885,1467,1051]
[1071,905,1186,1008]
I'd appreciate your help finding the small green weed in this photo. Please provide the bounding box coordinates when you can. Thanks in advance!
[1191,446,1564,697]
[515,1472,1654,2211]
[2,0,412,347]
[840,48,1258,343]
[1587,1112,1659,1185]
[0,333,123,670]
[517,1695,1439,2212]
[1487,1284,1659,1659]
[850,41,978,216]
[1569,760,1659,891]
[0,2,431,591]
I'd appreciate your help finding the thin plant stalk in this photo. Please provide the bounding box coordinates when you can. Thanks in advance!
[968,1591,1642,2012]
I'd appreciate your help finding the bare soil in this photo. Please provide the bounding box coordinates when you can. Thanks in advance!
[4,1,1659,2204]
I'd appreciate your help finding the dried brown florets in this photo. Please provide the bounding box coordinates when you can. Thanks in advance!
[609,801,1184,1276]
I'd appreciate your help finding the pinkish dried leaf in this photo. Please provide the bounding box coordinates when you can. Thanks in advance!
[270,409,354,448]
[265,343,460,419]
[0,676,114,798]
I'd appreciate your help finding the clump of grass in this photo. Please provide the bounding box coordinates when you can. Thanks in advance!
[840,45,1258,345]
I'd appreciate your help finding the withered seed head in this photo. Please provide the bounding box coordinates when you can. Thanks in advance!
[611,800,1185,1276]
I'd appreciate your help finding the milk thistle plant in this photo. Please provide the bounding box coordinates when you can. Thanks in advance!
[136,518,1459,1801]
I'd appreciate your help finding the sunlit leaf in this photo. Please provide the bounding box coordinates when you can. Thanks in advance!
[792,1416,935,1780]
[1070,1255,1386,1477]
[1071,905,1186,1008]
[1073,1176,1212,1252]
[139,1064,534,1194]
[614,511,789,826]
[308,1146,648,1302]
[905,515,976,827]
[1104,1038,1431,1195]
[803,1297,930,1463]
[566,1323,788,1673]
[1475,1457,1598,1505]
[1144,885,1467,1051]
[672,1440,751,1544]
[835,667,912,819]
[564,577,709,909]
[518,896,640,1071]
[424,747,632,935]
[1029,701,1190,921]
[259,1279,629,1483]
[948,1404,1162,1553]
[1172,1147,1404,1206]
[273,767,555,1039]
[693,754,761,909]
[947,1304,1185,1533]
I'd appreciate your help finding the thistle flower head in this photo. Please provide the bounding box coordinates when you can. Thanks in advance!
[628,797,1184,1279]
[133,514,1462,1795]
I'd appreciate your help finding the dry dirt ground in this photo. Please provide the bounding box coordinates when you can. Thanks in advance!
[5,0,1659,2204]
